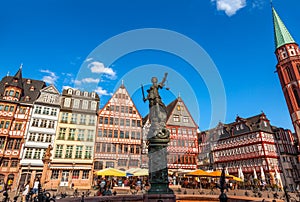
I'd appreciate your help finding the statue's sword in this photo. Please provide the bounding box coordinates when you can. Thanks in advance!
[141,84,146,102]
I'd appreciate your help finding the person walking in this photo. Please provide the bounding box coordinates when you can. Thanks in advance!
[22,181,30,202]
[32,177,39,198]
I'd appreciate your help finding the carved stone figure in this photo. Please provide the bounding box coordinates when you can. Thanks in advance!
[44,144,53,161]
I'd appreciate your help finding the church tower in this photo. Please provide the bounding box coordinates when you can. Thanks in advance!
[272,7,300,155]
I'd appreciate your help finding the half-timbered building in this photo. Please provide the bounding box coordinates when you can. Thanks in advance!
[94,84,142,171]
[210,113,292,187]
[0,67,46,189]
[142,96,199,171]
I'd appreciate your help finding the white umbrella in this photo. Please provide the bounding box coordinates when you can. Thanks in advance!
[274,168,283,188]
[253,168,257,180]
[238,167,244,182]
[225,167,229,175]
[260,166,265,183]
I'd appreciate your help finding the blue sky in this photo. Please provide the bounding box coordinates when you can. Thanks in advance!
[1,0,300,131]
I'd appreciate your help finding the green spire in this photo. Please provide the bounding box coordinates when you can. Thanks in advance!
[272,7,295,49]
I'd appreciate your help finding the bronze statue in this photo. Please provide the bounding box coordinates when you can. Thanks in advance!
[143,73,168,108]
[142,73,169,140]
[142,73,174,196]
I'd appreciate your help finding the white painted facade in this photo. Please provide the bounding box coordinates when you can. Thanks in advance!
[19,85,60,185]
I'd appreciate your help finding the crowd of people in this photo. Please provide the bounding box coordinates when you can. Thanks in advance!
[94,177,150,196]
[0,177,40,202]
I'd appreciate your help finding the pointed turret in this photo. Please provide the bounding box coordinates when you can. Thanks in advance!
[12,65,23,88]
[272,7,296,49]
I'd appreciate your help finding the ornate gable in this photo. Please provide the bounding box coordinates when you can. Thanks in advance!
[40,85,60,95]
[165,97,198,128]
[35,85,60,105]
[99,84,142,120]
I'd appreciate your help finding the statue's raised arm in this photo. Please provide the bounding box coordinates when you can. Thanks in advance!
[143,73,168,108]
[158,73,168,88]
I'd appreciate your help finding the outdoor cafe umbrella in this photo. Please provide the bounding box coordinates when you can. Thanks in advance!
[230,176,243,182]
[225,167,229,176]
[95,168,127,177]
[238,167,244,182]
[260,166,265,183]
[186,169,212,177]
[274,167,283,189]
[253,168,258,180]
[133,169,149,176]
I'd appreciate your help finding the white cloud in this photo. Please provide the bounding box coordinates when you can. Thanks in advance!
[74,80,82,85]
[94,86,112,96]
[212,0,246,16]
[40,69,58,84]
[252,0,264,9]
[82,78,100,83]
[85,57,93,62]
[88,61,116,79]
[62,85,75,90]
[73,77,100,85]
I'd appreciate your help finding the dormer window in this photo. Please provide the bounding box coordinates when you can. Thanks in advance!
[26,79,31,84]
[30,86,35,91]
[9,90,14,96]
[68,89,73,95]
[91,92,95,98]
[263,121,268,127]
[84,92,88,97]
[24,96,30,101]
[76,90,80,96]
[15,91,20,98]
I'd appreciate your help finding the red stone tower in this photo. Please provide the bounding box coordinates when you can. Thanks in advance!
[272,7,300,157]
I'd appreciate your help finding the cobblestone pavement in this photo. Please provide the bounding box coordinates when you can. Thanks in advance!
[1,188,299,202]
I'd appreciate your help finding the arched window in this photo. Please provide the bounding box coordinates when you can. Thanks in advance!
[293,88,300,108]
[286,67,293,82]
[297,64,300,76]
